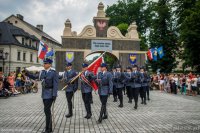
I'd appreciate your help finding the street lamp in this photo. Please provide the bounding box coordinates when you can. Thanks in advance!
[0,51,9,73]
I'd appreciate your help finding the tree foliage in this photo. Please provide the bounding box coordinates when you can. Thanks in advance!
[177,0,200,71]
[117,23,129,36]
[105,0,152,51]
[106,0,200,72]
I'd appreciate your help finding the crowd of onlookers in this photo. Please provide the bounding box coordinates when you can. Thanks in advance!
[1,70,200,98]
[151,72,200,96]
[0,71,38,98]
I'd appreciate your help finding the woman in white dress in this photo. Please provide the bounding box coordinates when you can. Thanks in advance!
[186,75,192,96]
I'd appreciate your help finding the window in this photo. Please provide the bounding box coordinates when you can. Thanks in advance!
[0,67,2,72]
[0,49,3,59]
[22,38,24,45]
[15,21,18,24]
[36,42,38,49]
[17,51,21,61]
[29,40,32,46]
[37,57,39,63]
[30,53,33,62]
[23,52,26,61]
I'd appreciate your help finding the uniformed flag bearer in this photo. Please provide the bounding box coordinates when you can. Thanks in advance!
[62,63,78,118]
[80,63,95,119]
[25,58,58,133]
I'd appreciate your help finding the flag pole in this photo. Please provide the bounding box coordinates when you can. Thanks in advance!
[61,51,106,90]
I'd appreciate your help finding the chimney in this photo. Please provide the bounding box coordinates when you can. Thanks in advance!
[36,25,43,31]
[16,14,24,20]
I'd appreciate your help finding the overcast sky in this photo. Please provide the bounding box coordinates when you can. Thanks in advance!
[0,0,118,43]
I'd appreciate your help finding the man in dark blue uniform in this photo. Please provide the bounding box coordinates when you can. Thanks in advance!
[62,63,78,118]
[139,67,147,105]
[111,66,118,102]
[124,66,133,103]
[25,58,58,133]
[80,63,94,119]
[130,65,141,110]
[113,65,124,108]
[96,63,113,124]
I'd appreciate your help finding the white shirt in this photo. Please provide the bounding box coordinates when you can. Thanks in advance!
[103,71,106,75]
[84,70,87,76]
[45,67,51,73]
[191,78,198,87]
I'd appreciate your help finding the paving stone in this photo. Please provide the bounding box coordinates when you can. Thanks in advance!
[0,84,200,133]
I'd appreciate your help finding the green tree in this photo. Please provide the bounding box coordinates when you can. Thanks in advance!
[148,0,179,73]
[173,0,200,71]
[179,1,200,71]
[105,0,152,50]
[117,23,129,36]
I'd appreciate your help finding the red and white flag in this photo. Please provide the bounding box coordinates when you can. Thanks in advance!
[38,41,48,59]
[86,56,103,91]
[147,49,153,60]
[87,57,103,75]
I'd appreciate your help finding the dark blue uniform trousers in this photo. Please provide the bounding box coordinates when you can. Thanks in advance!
[43,99,53,132]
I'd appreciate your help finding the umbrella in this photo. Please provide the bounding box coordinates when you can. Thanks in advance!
[26,66,43,72]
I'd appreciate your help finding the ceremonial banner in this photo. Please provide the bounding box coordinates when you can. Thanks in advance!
[87,57,103,75]
[66,52,74,63]
[129,53,137,65]
[147,49,153,60]
[157,46,164,58]
[152,48,158,61]
[46,48,54,58]
[87,56,103,91]
[38,41,48,59]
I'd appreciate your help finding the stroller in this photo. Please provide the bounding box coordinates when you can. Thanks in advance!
[0,88,12,98]
[31,80,38,93]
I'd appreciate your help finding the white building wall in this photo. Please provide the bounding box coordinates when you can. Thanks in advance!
[0,45,41,75]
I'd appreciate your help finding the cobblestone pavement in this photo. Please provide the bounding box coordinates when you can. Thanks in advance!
[0,87,200,133]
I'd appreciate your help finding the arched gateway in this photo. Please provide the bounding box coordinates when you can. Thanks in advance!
[55,2,146,72]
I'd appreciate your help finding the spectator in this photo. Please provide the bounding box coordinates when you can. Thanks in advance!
[191,75,198,96]
[7,72,18,94]
[186,75,192,96]
[15,72,23,93]
[159,74,165,92]
[180,74,186,95]
[1,77,13,97]
[197,75,200,95]
[21,70,27,93]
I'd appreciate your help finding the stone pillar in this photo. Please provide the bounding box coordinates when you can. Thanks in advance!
[126,22,139,39]
[63,19,72,36]
[93,2,109,37]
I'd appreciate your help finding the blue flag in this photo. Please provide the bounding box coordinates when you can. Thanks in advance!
[157,46,164,58]
[45,48,54,58]
[151,48,158,61]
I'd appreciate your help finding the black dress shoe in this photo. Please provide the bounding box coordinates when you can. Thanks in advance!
[141,101,144,104]
[84,114,88,118]
[86,114,92,119]
[97,119,102,124]
[65,113,73,118]
[144,102,147,105]
[102,115,108,119]
[134,105,138,110]
[148,98,150,101]
[113,99,117,102]
[118,104,123,108]
[128,100,132,103]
